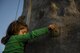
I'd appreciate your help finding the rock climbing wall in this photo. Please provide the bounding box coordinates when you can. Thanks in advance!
[21,0,80,53]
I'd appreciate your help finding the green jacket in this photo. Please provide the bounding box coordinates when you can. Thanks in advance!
[3,27,49,53]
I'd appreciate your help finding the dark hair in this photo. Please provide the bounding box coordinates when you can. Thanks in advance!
[1,20,28,45]
[18,16,26,23]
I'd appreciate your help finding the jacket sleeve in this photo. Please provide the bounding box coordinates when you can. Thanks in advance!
[14,27,49,42]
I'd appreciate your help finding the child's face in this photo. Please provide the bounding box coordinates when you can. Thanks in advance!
[18,27,28,35]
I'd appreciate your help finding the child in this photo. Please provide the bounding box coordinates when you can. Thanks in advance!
[1,20,58,53]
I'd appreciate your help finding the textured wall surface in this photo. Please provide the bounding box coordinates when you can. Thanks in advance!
[21,0,80,53]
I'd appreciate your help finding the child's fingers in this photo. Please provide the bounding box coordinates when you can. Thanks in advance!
[50,24,59,32]
[48,24,60,37]
[50,24,57,29]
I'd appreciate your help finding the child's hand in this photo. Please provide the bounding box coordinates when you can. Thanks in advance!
[48,24,60,37]
[48,24,58,31]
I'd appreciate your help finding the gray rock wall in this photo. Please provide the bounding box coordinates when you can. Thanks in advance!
[21,0,80,53]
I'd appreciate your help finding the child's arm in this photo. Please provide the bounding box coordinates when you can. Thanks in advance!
[14,24,59,42]
[31,27,49,38]
[14,27,49,42]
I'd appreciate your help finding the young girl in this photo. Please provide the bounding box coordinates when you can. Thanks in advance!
[1,20,58,53]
